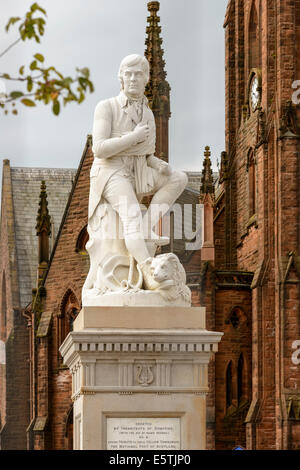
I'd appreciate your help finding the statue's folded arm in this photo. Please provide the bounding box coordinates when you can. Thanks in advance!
[92,100,140,160]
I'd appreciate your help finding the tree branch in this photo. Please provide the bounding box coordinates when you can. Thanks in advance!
[0,72,44,82]
[4,92,36,103]
[0,37,21,58]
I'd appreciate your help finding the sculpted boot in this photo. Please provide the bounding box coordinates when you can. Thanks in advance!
[139,257,160,291]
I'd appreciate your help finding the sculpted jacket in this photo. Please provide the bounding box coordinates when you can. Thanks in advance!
[89,91,160,220]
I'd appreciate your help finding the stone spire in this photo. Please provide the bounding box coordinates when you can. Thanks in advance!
[200,147,215,263]
[200,146,214,194]
[36,180,51,282]
[36,180,51,237]
[145,1,170,162]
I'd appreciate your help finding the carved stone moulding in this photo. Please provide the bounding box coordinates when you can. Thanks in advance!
[61,328,222,401]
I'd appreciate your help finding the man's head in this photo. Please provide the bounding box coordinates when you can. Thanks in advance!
[118,54,150,99]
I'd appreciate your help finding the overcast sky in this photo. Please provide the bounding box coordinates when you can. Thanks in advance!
[0,0,227,186]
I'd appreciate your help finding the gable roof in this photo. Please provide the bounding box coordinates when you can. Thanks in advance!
[9,165,76,307]
[44,135,92,284]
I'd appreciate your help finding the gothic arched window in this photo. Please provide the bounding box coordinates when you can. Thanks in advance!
[237,354,244,404]
[230,309,240,328]
[248,150,256,217]
[249,1,261,70]
[76,226,89,254]
[226,306,247,330]
[226,361,233,409]
[57,290,80,363]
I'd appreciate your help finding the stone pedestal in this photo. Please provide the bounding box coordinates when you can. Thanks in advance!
[60,306,222,450]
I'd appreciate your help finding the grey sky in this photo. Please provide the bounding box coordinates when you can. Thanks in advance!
[0,0,227,184]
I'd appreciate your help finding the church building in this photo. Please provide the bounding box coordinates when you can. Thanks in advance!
[0,0,299,450]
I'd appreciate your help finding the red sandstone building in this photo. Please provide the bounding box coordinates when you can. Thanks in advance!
[0,1,300,450]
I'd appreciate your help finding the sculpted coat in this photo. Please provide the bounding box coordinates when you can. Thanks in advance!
[89,91,157,220]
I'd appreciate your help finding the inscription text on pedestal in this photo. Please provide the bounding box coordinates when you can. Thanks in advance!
[107,417,181,450]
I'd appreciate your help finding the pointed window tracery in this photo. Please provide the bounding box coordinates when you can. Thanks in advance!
[249,2,261,70]
[226,361,233,409]
[247,150,256,217]
[76,225,89,254]
[57,290,80,363]
[237,354,244,404]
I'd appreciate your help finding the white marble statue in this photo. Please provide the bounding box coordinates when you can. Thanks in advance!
[82,54,190,306]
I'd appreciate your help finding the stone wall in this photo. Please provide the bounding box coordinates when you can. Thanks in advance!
[0,160,30,449]
[221,0,300,450]
[32,139,93,449]
[1,310,29,450]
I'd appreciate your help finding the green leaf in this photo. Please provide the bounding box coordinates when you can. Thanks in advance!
[78,90,85,104]
[20,29,26,41]
[31,3,47,16]
[27,24,35,39]
[5,17,21,32]
[30,60,37,70]
[87,80,94,93]
[61,77,73,88]
[21,98,36,107]
[10,91,24,99]
[27,77,33,92]
[34,53,44,63]
[78,77,87,90]
[2,73,10,79]
[79,67,90,78]
[19,65,25,75]
[52,100,60,115]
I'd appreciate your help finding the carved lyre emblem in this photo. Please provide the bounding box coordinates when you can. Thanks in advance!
[136,365,154,387]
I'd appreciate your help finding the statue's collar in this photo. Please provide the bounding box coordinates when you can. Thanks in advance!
[117,91,148,108]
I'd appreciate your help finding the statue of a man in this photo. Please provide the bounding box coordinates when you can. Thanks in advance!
[85,54,188,293]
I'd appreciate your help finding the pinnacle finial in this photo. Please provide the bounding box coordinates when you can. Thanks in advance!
[145,1,170,118]
[200,146,214,194]
[204,146,211,159]
[36,180,51,236]
[148,1,160,13]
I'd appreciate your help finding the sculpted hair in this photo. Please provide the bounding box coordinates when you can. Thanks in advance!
[118,54,150,87]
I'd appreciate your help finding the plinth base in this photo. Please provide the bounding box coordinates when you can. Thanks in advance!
[60,306,223,450]
[82,289,190,307]
[74,306,205,330]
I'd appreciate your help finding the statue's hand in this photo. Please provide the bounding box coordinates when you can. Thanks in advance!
[134,123,150,144]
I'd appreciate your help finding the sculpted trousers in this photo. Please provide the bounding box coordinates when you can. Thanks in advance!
[102,167,188,264]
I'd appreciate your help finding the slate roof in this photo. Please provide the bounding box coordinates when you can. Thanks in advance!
[10,167,76,307]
